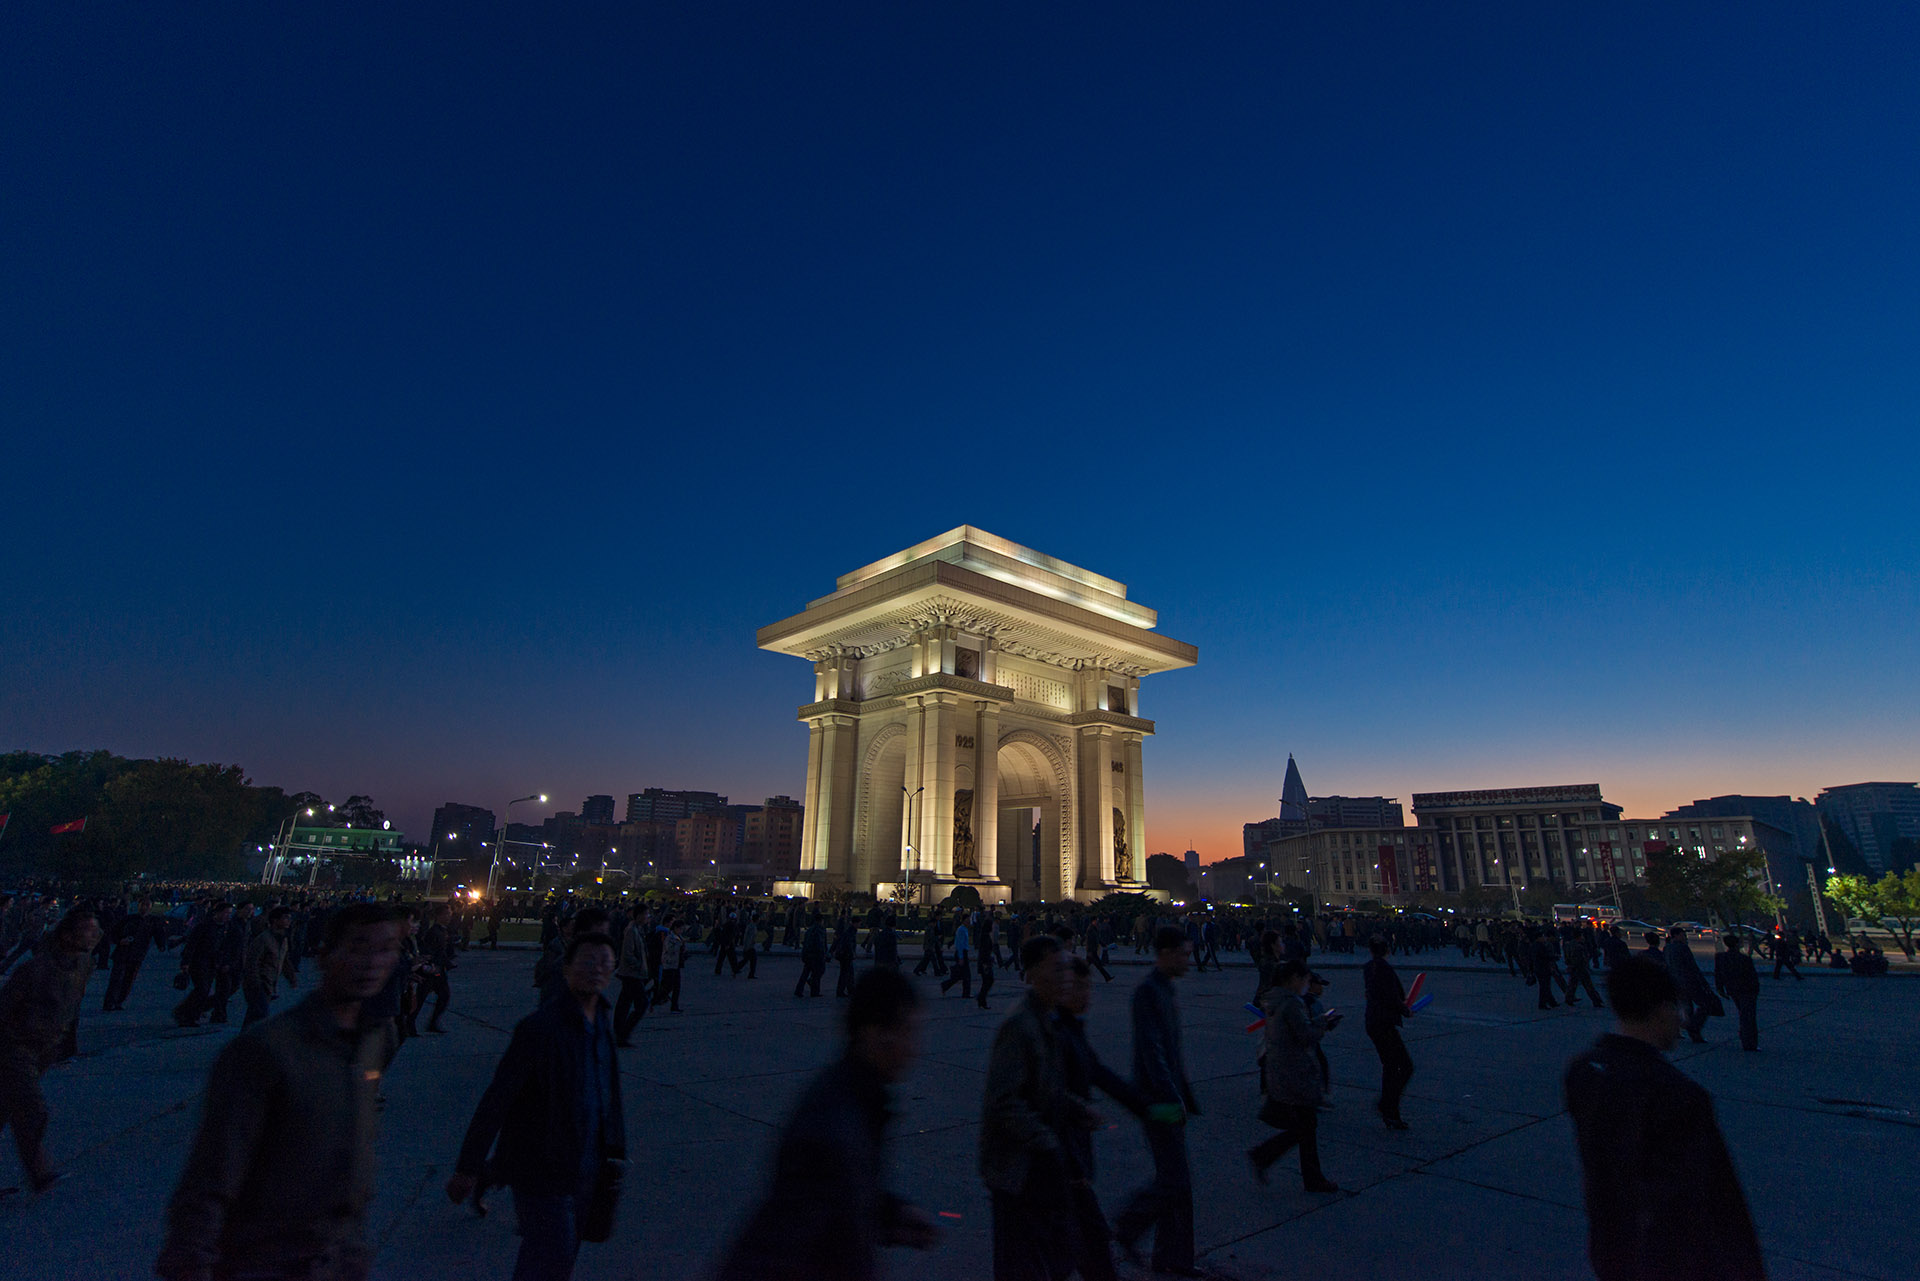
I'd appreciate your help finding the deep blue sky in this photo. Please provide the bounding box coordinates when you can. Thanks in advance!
[6,3,1916,859]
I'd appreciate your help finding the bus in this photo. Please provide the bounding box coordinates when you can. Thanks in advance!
[1553,902,1621,925]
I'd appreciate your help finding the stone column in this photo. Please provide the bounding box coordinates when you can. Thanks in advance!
[1075,725,1115,891]
[799,720,825,873]
[973,702,1000,879]
[813,715,857,884]
[921,693,957,875]
[901,699,926,880]
[1040,799,1065,901]
[1124,733,1146,883]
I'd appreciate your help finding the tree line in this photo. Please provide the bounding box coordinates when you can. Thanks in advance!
[0,750,380,886]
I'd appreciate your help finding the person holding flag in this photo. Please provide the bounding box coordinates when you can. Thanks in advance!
[1362,934,1415,1130]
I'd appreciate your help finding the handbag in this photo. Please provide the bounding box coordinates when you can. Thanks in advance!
[578,1156,629,1244]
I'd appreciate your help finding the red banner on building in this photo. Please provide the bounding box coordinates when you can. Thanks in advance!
[1378,843,1401,896]
[1597,841,1615,881]
[50,818,86,835]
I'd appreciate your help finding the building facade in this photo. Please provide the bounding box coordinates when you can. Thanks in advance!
[743,795,805,881]
[580,795,616,825]
[758,527,1197,903]
[1664,795,1821,868]
[1273,826,1438,903]
[427,802,497,870]
[1411,785,1625,894]
[626,788,730,824]
[1816,782,1920,873]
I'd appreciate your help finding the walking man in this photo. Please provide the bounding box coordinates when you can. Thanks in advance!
[833,913,858,998]
[157,904,404,1280]
[913,912,947,976]
[103,897,167,1012]
[1663,927,1719,1044]
[1770,929,1804,980]
[240,906,296,1029]
[1714,935,1762,1052]
[1562,926,1605,1008]
[1565,957,1765,1280]
[940,912,973,999]
[448,931,625,1281]
[1361,935,1414,1129]
[655,918,685,1013]
[1248,959,1340,1192]
[173,902,232,1028]
[794,911,827,998]
[1114,927,1201,1276]
[0,908,98,1195]
[416,904,455,1033]
[613,908,651,1045]
[715,968,939,1280]
[1530,929,1564,1011]
[980,934,1096,1280]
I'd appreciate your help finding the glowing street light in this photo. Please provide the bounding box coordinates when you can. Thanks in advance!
[489,792,550,897]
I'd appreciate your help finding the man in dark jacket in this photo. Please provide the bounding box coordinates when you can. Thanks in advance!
[1530,929,1564,1011]
[913,912,947,976]
[1663,927,1719,1043]
[1714,935,1762,1052]
[210,903,254,1024]
[157,904,403,1281]
[173,902,232,1028]
[715,968,938,1281]
[103,897,168,1011]
[979,934,1096,1281]
[448,931,625,1281]
[1565,957,1765,1281]
[0,908,99,1194]
[1114,927,1202,1277]
[795,912,827,997]
[1563,925,1605,1006]
[1056,955,1143,1281]
[416,904,455,1033]
[1361,935,1414,1129]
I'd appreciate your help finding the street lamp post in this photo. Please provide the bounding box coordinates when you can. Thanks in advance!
[1799,798,1839,942]
[901,785,925,907]
[425,832,458,899]
[488,794,548,898]
[265,806,313,885]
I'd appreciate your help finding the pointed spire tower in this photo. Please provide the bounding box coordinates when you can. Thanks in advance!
[1279,754,1310,830]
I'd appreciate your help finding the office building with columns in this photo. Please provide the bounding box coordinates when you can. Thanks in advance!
[756,527,1197,903]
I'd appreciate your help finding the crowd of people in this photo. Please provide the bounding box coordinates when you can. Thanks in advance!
[0,879,1883,1279]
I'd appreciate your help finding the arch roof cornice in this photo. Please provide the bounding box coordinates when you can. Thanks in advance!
[757,558,1197,677]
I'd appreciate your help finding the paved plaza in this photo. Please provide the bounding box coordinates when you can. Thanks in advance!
[4,943,1912,1281]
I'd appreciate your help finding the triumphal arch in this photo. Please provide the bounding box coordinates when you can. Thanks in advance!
[757,527,1197,903]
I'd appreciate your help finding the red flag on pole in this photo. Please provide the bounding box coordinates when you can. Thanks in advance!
[50,818,86,835]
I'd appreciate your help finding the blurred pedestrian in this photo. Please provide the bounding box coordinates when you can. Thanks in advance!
[1114,927,1202,1276]
[980,934,1094,1281]
[1247,959,1340,1193]
[0,908,98,1194]
[1714,935,1761,1052]
[103,897,167,1012]
[240,906,296,1029]
[1565,957,1764,1281]
[714,968,938,1280]
[156,904,403,1280]
[1362,935,1414,1129]
[1663,927,1720,1044]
